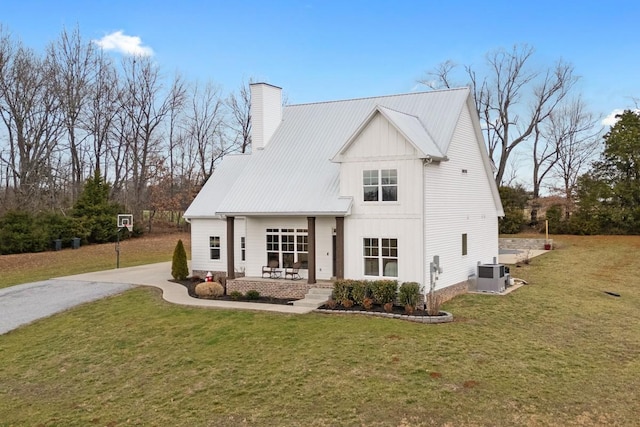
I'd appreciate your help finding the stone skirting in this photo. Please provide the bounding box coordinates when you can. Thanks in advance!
[499,238,552,251]
[423,280,469,307]
[227,278,333,299]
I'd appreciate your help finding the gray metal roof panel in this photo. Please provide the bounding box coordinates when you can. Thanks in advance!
[215,88,470,215]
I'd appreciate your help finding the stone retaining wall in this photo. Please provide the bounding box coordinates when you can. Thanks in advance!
[499,238,552,250]
[227,279,333,299]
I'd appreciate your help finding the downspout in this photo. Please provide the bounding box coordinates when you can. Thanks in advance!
[422,157,430,309]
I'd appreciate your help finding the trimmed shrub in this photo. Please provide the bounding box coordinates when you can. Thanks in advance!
[332,279,352,302]
[350,280,368,306]
[399,282,421,309]
[171,239,189,280]
[370,280,398,304]
[195,281,224,298]
[245,290,260,300]
[229,291,243,300]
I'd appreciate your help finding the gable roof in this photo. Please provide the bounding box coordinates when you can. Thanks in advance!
[186,87,499,218]
[332,105,446,162]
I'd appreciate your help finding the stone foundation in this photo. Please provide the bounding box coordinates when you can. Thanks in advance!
[227,278,333,299]
[424,280,469,306]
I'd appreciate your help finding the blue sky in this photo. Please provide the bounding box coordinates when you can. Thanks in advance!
[2,0,639,123]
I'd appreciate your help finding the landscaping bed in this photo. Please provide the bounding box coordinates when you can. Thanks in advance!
[173,278,297,305]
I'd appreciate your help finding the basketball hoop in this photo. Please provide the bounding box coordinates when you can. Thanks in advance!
[117,214,133,232]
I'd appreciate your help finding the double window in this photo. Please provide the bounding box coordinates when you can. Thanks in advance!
[363,169,397,202]
[266,228,308,269]
[363,237,398,277]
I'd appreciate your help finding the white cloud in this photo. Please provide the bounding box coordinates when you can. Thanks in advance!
[93,31,154,56]
[602,108,640,127]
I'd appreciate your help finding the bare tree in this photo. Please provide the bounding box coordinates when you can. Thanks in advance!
[116,56,185,224]
[184,80,228,184]
[226,78,252,154]
[0,37,63,210]
[528,122,560,223]
[48,26,97,201]
[420,45,578,186]
[550,98,601,218]
[81,49,119,178]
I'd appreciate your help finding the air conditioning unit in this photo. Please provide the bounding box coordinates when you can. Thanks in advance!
[477,264,509,293]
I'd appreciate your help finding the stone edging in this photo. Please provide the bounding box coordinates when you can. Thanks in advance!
[314,309,453,324]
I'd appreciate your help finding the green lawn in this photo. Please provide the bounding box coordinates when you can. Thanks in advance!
[1,235,639,426]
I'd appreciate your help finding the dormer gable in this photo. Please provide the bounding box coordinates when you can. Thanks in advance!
[331,105,447,163]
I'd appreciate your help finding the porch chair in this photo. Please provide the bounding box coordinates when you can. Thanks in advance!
[262,259,279,278]
[284,261,302,280]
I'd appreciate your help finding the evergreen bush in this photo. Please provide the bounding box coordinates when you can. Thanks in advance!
[171,239,189,280]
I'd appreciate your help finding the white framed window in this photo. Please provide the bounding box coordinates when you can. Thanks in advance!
[363,237,398,277]
[209,236,221,260]
[363,169,397,202]
[266,228,308,268]
[462,233,468,256]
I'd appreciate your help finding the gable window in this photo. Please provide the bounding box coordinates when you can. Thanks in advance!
[462,233,468,256]
[266,228,308,268]
[363,237,398,277]
[209,236,221,260]
[363,169,397,202]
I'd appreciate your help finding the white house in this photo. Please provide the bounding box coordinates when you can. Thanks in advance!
[184,83,504,300]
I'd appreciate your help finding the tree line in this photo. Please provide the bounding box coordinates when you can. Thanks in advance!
[422,44,640,234]
[1,24,638,247]
[0,24,252,230]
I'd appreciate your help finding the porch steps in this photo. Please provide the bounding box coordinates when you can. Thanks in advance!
[292,287,333,308]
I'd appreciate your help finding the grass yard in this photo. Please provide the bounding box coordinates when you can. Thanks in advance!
[1,235,639,426]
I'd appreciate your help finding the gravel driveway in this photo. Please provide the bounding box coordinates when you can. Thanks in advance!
[0,280,133,335]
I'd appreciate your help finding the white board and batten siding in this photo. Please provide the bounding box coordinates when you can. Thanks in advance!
[339,110,426,283]
[423,105,499,290]
[189,218,246,275]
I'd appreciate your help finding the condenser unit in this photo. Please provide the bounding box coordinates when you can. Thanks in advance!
[477,264,509,293]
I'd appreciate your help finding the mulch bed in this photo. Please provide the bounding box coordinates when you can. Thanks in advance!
[318,303,447,317]
[173,278,296,305]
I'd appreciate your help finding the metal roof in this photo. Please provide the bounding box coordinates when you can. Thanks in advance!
[194,87,474,217]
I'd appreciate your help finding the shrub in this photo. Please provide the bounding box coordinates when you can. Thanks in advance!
[332,279,352,302]
[383,302,394,313]
[398,282,421,309]
[229,291,243,300]
[325,299,338,309]
[171,239,189,280]
[362,297,374,310]
[245,290,260,300]
[342,299,354,308]
[426,293,443,316]
[370,280,398,304]
[350,280,368,306]
[195,281,224,298]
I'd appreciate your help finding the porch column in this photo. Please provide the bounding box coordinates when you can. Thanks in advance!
[226,216,235,279]
[335,216,345,279]
[307,216,316,284]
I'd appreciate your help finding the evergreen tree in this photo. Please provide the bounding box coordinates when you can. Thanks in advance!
[576,110,640,234]
[73,171,123,243]
[172,239,189,280]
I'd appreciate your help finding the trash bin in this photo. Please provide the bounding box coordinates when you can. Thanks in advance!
[72,237,81,249]
[53,239,62,251]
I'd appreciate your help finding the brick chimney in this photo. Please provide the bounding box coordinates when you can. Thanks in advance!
[250,82,282,150]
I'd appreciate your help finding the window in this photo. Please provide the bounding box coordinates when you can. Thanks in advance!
[363,169,397,202]
[209,236,221,260]
[462,233,468,256]
[241,237,246,261]
[363,237,398,277]
[265,228,308,268]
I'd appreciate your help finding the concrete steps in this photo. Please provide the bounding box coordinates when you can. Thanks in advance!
[292,287,333,308]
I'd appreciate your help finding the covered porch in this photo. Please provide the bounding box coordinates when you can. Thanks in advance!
[225,215,346,285]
